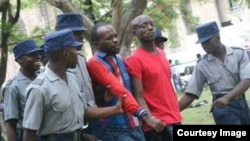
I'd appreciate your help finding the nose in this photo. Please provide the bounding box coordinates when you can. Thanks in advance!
[113,37,118,43]
[147,24,154,30]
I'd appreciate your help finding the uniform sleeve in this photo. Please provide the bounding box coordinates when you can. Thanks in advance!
[239,50,250,80]
[125,57,143,79]
[23,87,44,130]
[185,64,206,99]
[87,59,141,115]
[3,85,19,121]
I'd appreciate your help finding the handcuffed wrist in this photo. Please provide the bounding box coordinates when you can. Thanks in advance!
[136,109,148,120]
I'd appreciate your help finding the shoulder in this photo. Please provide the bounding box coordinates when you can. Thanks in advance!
[197,54,207,63]
[231,46,244,51]
[87,55,99,65]
[2,77,18,91]
[230,46,245,54]
[31,74,46,86]
[5,77,16,86]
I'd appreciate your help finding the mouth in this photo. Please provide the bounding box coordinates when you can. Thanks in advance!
[147,33,155,38]
[34,61,42,67]
[113,45,120,50]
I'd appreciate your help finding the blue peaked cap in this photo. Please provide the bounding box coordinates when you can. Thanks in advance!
[155,28,168,42]
[13,39,42,61]
[55,13,87,31]
[44,29,83,53]
[196,21,219,44]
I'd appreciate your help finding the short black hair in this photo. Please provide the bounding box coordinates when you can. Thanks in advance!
[90,22,109,44]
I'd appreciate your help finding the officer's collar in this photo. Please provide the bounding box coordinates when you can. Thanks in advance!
[207,46,233,61]
[44,65,60,82]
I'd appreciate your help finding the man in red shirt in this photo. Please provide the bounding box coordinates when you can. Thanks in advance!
[87,22,165,141]
[126,15,182,141]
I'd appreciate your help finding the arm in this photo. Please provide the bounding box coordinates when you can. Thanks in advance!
[225,79,250,100]
[178,93,196,111]
[23,87,44,135]
[87,59,141,114]
[23,129,37,141]
[226,49,250,99]
[213,79,250,108]
[213,50,250,108]
[131,77,165,132]
[3,85,19,141]
[5,120,17,141]
[84,95,125,119]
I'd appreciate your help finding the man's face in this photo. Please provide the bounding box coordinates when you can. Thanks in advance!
[201,35,219,54]
[96,25,120,55]
[18,51,41,73]
[73,31,85,50]
[154,38,165,49]
[134,16,155,42]
[63,47,78,68]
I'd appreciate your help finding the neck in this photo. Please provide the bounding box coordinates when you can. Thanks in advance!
[20,69,36,80]
[48,61,67,81]
[213,44,225,57]
[213,44,226,62]
[140,41,157,53]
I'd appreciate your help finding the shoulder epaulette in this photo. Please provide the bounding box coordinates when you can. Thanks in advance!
[5,77,16,86]
[197,54,207,63]
[231,46,244,51]
[32,78,44,85]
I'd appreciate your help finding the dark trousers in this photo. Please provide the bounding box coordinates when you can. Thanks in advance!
[212,99,250,124]
[82,120,114,141]
[41,132,81,141]
[144,127,172,141]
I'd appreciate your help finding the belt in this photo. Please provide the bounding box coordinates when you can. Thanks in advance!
[41,131,81,141]
[213,94,245,101]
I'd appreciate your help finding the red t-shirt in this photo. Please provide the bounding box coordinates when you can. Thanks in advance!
[126,47,182,131]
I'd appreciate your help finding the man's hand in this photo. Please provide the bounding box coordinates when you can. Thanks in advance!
[115,94,127,114]
[104,85,115,102]
[212,96,230,109]
[143,116,165,132]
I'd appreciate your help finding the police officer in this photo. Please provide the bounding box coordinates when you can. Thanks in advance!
[2,39,42,141]
[55,13,114,141]
[179,21,250,124]
[22,29,125,141]
[55,13,96,108]
[154,28,168,50]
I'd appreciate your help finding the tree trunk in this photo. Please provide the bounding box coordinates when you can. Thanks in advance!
[118,0,147,57]
[111,0,122,32]
[0,0,20,87]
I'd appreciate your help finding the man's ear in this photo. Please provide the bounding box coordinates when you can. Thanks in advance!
[62,49,69,59]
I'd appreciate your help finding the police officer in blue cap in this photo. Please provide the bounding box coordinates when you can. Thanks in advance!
[154,28,168,49]
[22,29,125,141]
[179,21,250,124]
[55,13,115,141]
[2,39,42,141]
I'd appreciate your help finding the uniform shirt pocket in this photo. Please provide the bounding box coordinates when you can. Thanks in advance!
[207,74,222,91]
[52,94,72,124]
